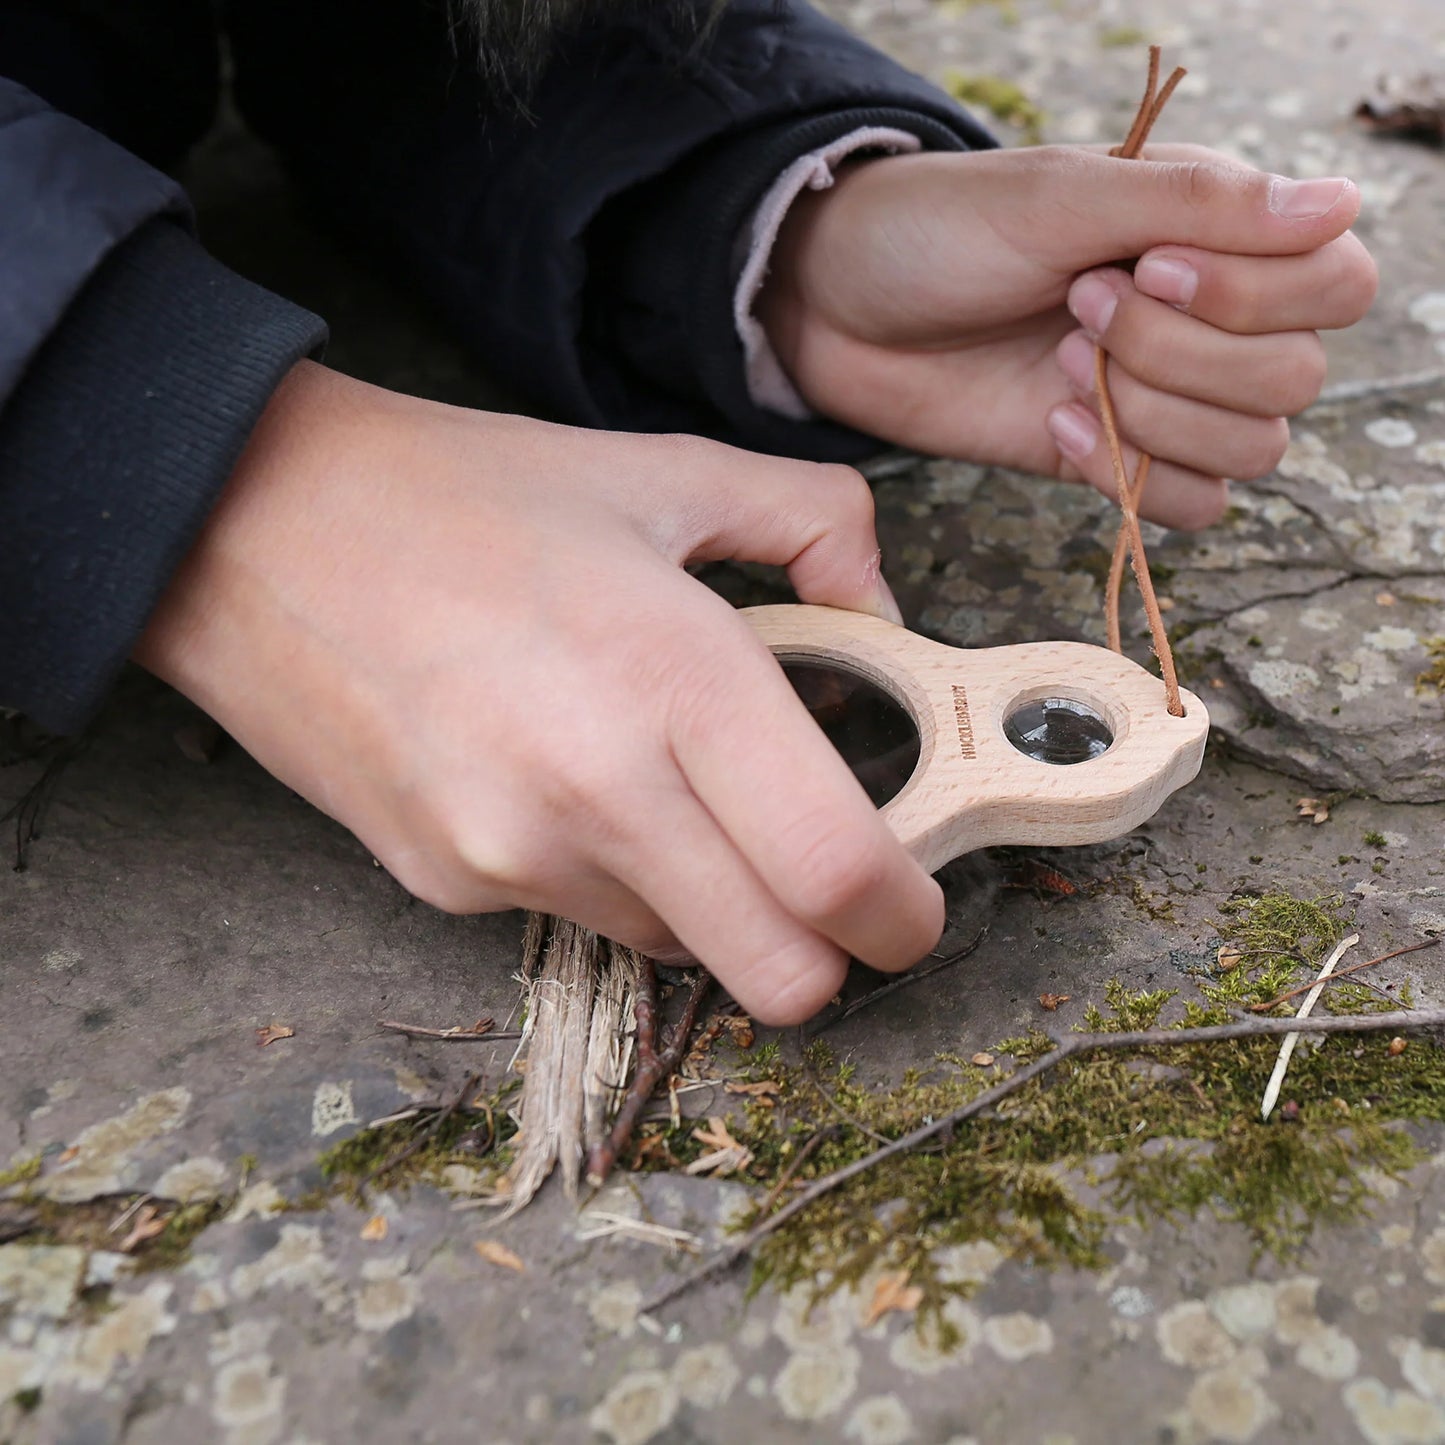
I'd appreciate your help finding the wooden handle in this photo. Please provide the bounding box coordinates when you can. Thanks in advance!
[744,604,1209,873]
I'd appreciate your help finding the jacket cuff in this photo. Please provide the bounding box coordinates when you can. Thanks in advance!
[590,106,990,463]
[0,219,328,732]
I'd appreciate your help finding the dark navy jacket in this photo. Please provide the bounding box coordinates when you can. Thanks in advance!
[0,1,991,733]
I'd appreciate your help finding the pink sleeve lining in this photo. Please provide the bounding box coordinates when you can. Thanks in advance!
[733,127,921,419]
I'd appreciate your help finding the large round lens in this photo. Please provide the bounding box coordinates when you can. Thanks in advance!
[1004,697,1113,765]
[783,661,922,807]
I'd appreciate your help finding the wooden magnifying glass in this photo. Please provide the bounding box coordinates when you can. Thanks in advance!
[744,604,1209,874]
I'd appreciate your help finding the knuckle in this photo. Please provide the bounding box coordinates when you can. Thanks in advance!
[783,822,892,922]
[817,462,876,526]
[1233,418,1292,479]
[1274,338,1328,414]
[1172,159,1233,211]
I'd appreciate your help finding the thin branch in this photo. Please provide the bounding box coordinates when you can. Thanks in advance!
[585,964,712,1187]
[1260,933,1359,1120]
[377,1019,522,1043]
[1249,936,1441,1013]
[365,1071,483,1186]
[642,1006,1445,1315]
[807,927,989,1037]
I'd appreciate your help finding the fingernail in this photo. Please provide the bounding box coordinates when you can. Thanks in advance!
[1047,404,1099,461]
[1067,273,1119,339]
[1268,176,1348,219]
[1055,330,1097,392]
[875,574,906,627]
[1135,254,1198,308]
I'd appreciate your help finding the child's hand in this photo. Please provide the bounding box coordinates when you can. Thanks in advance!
[135,362,944,1025]
[759,144,1378,529]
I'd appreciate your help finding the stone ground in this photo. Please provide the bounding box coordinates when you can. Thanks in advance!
[4,0,1445,1441]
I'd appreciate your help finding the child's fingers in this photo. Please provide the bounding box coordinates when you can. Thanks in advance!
[1045,400,1230,531]
[1054,330,1290,482]
[1135,233,1378,334]
[1066,268,1327,418]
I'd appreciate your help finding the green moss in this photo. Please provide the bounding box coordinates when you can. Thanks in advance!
[12,1387,42,1414]
[0,1154,41,1190]
[617,890,1445,1335]
[1417,638,1445,695]
[1364,831,1388,848]
[1099,24,1148,46]
[943,72,1044,143]
[314,1080,520,1205]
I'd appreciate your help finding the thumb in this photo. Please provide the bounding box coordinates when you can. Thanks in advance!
[1032,149,1360,267]
[660,442,905,624]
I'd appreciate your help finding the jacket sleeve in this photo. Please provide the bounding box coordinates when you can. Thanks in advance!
[0,77,328,733]
[225,0,994,460]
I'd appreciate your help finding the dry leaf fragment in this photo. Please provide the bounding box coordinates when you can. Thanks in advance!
[255,1022,295,1047]
[1388,1037,1408,1056]
[1038,993,1071,1011]
[1296,797,1330,825]
[862,1269,925,1328]
[57,1146,79,1165]
[360,1215,389,1242]
[724,1080,781,1099]
[971,1052,996,1067]
[118,1205,169,1254]
[1355,73,1445,143]
[1377,592,1399,607]
[684,1117,754,1177]
[1217,946,1244,973]
[474,1239,526,1273]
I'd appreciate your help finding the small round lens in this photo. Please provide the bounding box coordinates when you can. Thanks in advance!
[1004,697,1113,765]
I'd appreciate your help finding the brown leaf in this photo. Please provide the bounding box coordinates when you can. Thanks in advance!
[118,1205,170,1254]
[1377,592,1399,607]
[57,1146,79,1164]
[1388,1037,1408,1057]
[684,1116,754,1177]
[255,1022,295,1048]
[1296,797,1330,825]
[1217,946,1244,973]
[724,1080,781,1099]
[862,1269,924,1328]
[474,1240,526,1273]
[360,1215,389,1242]
[970,1052,996,1067]
[1038,994,1071,1012]
[1355,73,1445,143]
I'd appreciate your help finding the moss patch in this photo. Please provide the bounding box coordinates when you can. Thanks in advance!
[621,892,1444,1336]
[943,72,1045,143]
[0,1155,41,1190]
[4,1191,230,1273]
[1417,638,1445,695]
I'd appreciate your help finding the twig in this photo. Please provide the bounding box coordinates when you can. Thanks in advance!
[585,963,712,1187]
[756,1126,841,1219]
[377,1019,522,1043]
[1260,934,1360,1120]
[365,1071,482,1185]
[807,927,989,1037]
[1249,937,1441,1013]
[1097,46,1187,719]
[641,1005,1445,1314]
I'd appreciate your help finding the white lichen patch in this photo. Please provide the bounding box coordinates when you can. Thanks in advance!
[773,1345,860,1420]
[1246,660,1321,700]
[1344,1378,1445,1445]
[1366,418,1420,449]
[1208,1284,1276,1342]
[213,1352,286,1431]
[773,1283,858,1352]
[1364,626,1421,654]
[209,1320,277,1366]
[1420,1228,1445,1287]
[1395,1340,1445,1403]
[671,1343,739,1409]
[1296,1324,1360,1380]
[0,1245,86,1319]
[983,1312,1054,1361]
[57,1280,176,1391]
[228,1224,343,1314]
[889,1300,981,1375]
[1408,293,1445,334]
[153,1156,230,1203]
[1382,1224,1415,1250]
[844,1393,915,1444]
[589,1369,679,1445]
[584,1280,642,1338]
[38,1087,191,1203]
[310,1081,358,1137]
[1416,440,1445,471]
[933,1240,1003,1287]
[355,1257,418,1332]
[225,1182,287,1223]
[1109,1286,1154,1320]
[1184,1367,1277,1443]
[1157,1300,1237,1370]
